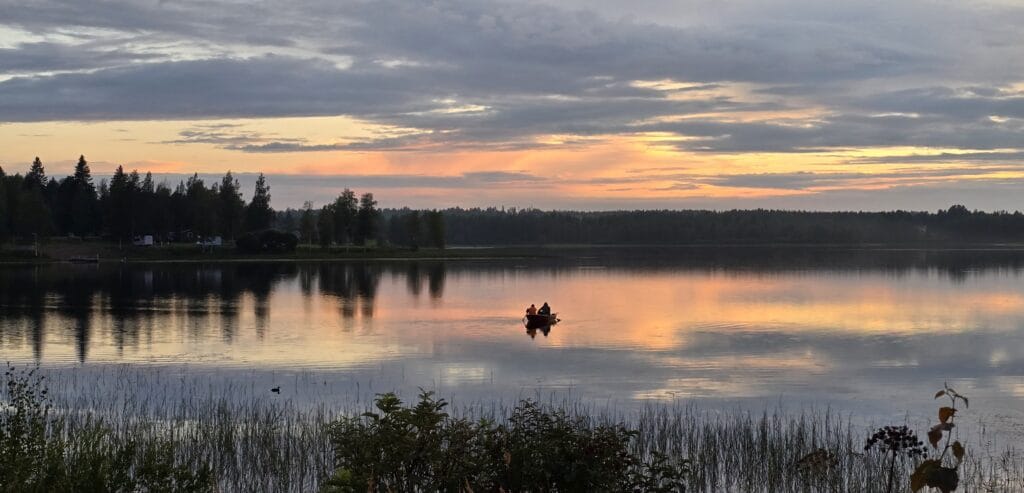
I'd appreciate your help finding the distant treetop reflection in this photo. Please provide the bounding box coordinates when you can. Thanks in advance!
[4,247,1024,363]
[0,261,448,363]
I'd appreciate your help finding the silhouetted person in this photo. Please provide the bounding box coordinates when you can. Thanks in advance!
[526,304,537,315]
[538,302,551,316]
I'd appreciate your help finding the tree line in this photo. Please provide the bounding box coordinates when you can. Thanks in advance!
[9,156,1022,248]
[0,156,275,242]
[439,205,1024,245]
[0,156,443,249]
[274,205,446,249]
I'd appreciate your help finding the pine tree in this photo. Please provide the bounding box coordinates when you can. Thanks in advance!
[218,171,245,239]
[243,173,273,232]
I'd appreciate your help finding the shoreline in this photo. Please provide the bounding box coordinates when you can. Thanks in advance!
[7,241,1024,265]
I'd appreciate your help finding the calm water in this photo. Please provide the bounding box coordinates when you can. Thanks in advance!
[3,247,1024,427]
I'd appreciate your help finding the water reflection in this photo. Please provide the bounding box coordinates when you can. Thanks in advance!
[2,247,1024,422]
[526,325,552,339]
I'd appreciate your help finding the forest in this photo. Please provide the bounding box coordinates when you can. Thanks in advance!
[4,156,1024,248]
[0,156,443,249]
[435,205,1024,245]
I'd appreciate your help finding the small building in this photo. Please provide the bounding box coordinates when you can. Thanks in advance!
[132,235,154,246]
[198,236,223,247]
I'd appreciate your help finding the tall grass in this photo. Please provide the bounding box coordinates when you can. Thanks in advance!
[3,365,1023,492]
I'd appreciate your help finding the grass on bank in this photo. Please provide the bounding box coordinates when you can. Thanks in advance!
[1,366,1023,492]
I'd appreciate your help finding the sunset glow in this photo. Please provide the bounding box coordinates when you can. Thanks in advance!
[3,0,1024,210]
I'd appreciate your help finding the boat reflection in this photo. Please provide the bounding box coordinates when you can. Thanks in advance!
[524,313,558,338]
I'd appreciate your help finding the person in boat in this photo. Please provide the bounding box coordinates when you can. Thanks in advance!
[538,302,551,316]
[526,304,538,315]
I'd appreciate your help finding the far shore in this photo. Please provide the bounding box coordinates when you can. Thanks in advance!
[6,239,1024,265]
[0,241,549,264]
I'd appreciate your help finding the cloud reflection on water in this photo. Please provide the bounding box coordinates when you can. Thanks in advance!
[1,247,1024,423]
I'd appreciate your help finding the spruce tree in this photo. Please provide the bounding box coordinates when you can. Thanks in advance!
[70,155,98,236]
[243,173,273,231]
[218,171,245,239]
[25,157,45,190]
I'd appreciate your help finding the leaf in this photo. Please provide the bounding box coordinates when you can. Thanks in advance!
[952,441,965,463]
[912,460,941,492]
[939,407,957,423]
[926,467,960,493]
[935,390,946,399]
[928,426,944,448]
[961,396,969,409]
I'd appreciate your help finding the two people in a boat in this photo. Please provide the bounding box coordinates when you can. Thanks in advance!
[525,302,552,316]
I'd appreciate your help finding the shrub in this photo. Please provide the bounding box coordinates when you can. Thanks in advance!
[236,229,298,254]
[322,391,689,492]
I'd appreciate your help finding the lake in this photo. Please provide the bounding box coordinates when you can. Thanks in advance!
[3,246,1024,430]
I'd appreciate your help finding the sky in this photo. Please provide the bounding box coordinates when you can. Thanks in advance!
[2,0,1024,210]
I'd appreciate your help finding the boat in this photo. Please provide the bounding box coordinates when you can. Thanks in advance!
[524,313,558,328]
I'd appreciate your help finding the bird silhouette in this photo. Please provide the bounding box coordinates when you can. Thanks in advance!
[270,386,280,394]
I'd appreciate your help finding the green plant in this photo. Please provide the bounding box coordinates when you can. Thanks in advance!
[323,391,690,492]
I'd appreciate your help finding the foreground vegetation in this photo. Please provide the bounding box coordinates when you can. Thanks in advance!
[2,366,1023,492]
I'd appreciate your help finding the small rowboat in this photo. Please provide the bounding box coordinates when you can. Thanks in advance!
[524,313,558,328]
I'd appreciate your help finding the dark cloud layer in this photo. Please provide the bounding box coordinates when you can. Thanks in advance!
[2,0,1024,180]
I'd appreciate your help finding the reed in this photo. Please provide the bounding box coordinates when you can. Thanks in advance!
[2,365,1022,492]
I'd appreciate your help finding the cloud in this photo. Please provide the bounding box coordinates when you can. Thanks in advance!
[228,142,349,153]
[851,151,1024,165]
[0,55,436,121]
[705,166,1024,191]
[641,109,1024,153]
[0,42,158,74]
[0,0,984,148]
[4,0,1024,210]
